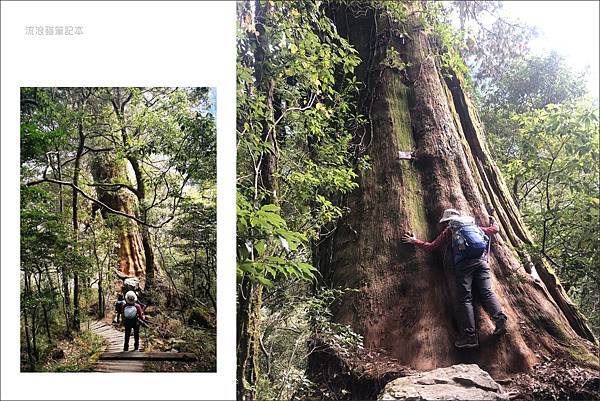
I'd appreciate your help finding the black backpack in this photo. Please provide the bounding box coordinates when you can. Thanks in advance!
[114,300,125,313]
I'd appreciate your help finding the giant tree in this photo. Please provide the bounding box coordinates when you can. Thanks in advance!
[311,2,597,399]
[88,88,210,290]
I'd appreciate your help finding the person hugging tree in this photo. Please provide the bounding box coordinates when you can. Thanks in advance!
[402,208,507,349]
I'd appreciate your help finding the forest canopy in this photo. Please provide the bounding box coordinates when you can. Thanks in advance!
[20,87,217,372]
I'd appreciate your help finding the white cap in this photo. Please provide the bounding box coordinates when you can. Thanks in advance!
[439,208,461,223]
[125,291,137,304]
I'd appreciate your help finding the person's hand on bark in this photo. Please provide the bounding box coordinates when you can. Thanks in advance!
[402,232,418,244]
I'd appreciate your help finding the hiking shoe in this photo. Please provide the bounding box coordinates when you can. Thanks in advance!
[455,335,479,349]
[493,316,507,336]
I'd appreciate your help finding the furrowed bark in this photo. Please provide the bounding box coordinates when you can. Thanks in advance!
[106,88,158,290]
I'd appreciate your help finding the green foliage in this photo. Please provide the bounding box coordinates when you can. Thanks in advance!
[20,185,92,372]
[175,111,217,182]
[144,313,216,371]
[20,88,70,163]
[256,286,363,400]
[237,198,315,286]
[237,0,364,287]
[40,330,105,372]
[476,38,599,336]
[21,186,89,281]
[422,2,472,87]
[168,193,217,309]
[382,47,411,73]
[20,123,66,164]
[237,2,368,398]
[307,288,364,354]
[482,52,588,115]
[489,100,599,335]
[446,1,537,88]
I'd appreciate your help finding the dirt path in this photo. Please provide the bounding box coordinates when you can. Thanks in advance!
[89,320,146,372]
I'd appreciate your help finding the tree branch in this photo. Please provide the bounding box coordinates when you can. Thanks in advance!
[85,181,139,196]
[24,177,170,229]
[83,146,114,153]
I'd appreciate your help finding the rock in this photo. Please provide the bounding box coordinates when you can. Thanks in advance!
[123,277,140,292]
[378,364,509,401]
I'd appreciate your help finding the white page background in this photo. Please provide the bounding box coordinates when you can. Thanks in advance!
[1,1,236,400]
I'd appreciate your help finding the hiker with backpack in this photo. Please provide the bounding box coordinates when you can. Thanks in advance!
[122,290,146,351]
[402,208,507,349]
[113,293,126,324]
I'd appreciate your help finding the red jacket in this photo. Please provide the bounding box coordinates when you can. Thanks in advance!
[414,221,499,252]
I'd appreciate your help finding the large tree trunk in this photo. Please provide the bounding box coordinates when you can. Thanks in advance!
[125,153,158,290]
[314,4,596,398]
[90,153,147,286]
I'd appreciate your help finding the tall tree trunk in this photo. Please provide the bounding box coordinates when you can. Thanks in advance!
[43,263,60,309]
[238,279,263,401]
[238,2,276,400]
[131,160,157,291]
[55,150,71,332]
[92,229,105,318]
[60,270,71,334]
[140,226,156,290]
[314,4,596,398]
[22,307,35,371]
[204,247,217,311]
[24,273,39,359]
[71,120,85,332]
[34,271,52,341]
[192,249,198,298]
[98,269,104,318]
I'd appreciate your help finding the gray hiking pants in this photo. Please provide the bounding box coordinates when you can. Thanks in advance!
[455,258,506,335]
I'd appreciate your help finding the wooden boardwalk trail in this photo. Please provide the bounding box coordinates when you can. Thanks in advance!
[89,320,196,373]
[89,320,146,372]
